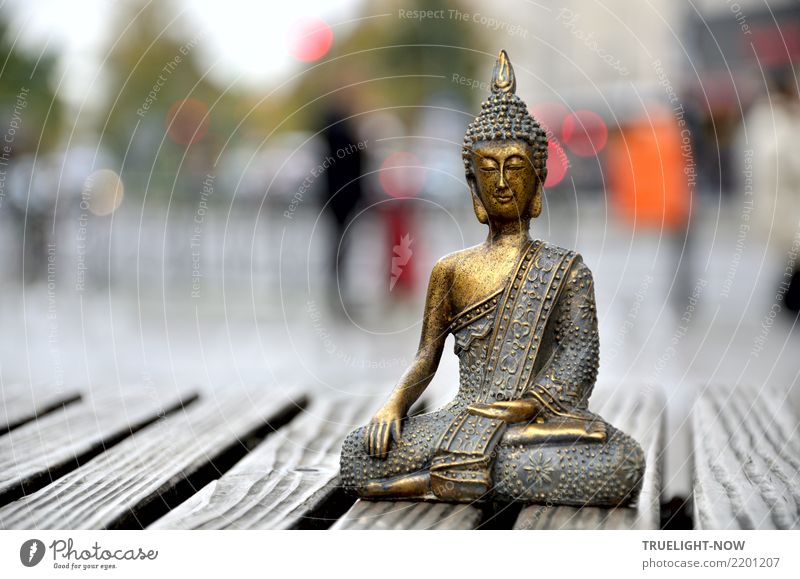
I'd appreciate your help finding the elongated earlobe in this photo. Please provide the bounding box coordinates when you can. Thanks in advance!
[529,182,543,218]
[473,193,489,224]
[468,178,489,224]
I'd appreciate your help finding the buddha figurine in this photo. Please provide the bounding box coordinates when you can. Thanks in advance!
[340,50,645,506]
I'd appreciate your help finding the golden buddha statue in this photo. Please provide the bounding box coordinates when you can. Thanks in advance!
[340,50,645,506]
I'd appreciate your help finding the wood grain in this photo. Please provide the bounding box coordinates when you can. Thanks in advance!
[692,384,800,529]
[0,385,82,435]
[150,395,374,529]
[0,388,303,529]
[332,499,483,530]
[514,386,666,530]
[0,387,194,506]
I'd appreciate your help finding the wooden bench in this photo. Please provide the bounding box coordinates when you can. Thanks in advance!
[0,385,194,507]
[0,386,304,529]
[150,395,375,529]
[0,384,81,436]
[692,383,800,529]
[0,383,666,530]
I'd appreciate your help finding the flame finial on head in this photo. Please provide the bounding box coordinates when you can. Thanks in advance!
[462,50,548,179]
[491,49,516,94]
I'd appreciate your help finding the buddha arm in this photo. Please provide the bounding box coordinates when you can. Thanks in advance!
[366,260,452,458]
[382,259,452,414]
[525,256,599,416]
[467,398,543,422]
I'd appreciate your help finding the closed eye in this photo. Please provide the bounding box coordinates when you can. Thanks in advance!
[505,155,527,170]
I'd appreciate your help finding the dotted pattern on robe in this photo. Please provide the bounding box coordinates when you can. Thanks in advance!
[339,242,646,506]
[525,257,600,413]
[491,422,646,506]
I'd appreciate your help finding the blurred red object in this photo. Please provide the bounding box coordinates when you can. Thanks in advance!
[545,139,568,187]
[165,99,209,145]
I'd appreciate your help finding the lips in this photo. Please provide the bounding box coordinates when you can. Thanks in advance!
[494,194,514,203]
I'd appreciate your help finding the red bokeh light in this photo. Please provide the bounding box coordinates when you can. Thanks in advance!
[379,152,426,198]
[530,101,569,137]
[165,99,209,145]
[545,139,568,187]
[288,17,333,62]
[561,109,608,157]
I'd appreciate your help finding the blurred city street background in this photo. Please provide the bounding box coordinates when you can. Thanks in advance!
[1,0,799,503]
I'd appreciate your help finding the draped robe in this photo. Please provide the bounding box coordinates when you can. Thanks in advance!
[340,240,645,506]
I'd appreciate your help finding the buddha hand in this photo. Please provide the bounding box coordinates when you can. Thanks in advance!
[467,397,543,423]
[365,401,405,459]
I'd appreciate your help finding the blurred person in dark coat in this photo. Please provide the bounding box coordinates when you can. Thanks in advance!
[320,99,365,308]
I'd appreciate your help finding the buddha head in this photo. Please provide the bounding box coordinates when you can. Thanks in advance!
[462,50,549,225]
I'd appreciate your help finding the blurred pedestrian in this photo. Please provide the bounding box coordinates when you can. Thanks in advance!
[319,101,365,308]
[745,68,800,317]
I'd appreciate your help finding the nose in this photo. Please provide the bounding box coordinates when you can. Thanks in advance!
[497,169,507,190]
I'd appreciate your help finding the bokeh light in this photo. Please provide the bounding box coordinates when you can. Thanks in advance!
[379,152,426,199]
[165,99,210,145]
[288,17,333,62]
[530,101,569,137]
[545,139,568,187]
[561,109,608,157]
[84,169,124,216]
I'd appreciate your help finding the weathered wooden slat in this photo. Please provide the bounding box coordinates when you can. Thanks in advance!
[692,384,800,529]
[0,387,195,506]
[514,386,666,530]
[0,385,82,435]
[150,395,374,529]
[0,388,305,529]
[332,499,483,530]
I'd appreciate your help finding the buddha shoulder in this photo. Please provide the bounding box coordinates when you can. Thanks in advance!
[432,244,498,283]
[434,244,486,271]
[426,246,477,291]
[433,244,511,313]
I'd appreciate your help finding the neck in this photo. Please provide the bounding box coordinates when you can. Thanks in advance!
[486,219,531,247]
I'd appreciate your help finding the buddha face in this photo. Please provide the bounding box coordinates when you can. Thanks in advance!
[468,140,542,223]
